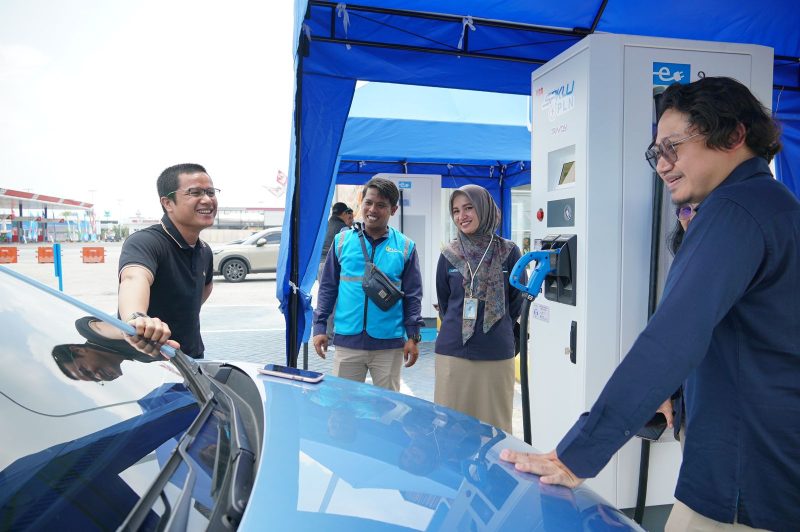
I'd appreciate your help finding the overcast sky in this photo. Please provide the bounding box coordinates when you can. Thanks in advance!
[0,0,295,219]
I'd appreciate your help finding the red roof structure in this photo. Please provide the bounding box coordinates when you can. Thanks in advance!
[0,187,94,211]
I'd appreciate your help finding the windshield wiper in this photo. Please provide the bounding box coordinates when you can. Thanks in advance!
[162,346,214,406]
[118,399,216,531]
[120,377,256,532]
[205,376,256,530]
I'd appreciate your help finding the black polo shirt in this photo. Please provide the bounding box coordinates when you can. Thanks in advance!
[119,214,213,358]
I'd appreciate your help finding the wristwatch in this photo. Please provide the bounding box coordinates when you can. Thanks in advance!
[128,312,149,321]
[409,333,422,344]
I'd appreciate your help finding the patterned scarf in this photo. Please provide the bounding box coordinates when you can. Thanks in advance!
[442,185,515,344]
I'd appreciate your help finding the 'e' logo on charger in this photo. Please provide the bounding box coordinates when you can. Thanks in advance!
[653,62,690,86]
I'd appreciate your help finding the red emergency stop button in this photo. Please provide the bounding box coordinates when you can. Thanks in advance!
[536,208,544,221]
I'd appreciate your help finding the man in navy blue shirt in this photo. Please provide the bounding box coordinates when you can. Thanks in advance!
[501,77,800,531]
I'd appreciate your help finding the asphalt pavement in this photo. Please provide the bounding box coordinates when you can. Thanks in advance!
[2,241,524,438]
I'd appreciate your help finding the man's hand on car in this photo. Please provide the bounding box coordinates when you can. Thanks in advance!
[499,449,584,488]
[125,314,171,358]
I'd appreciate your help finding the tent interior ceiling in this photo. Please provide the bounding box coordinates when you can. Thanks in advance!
[336,115,531,239]
[303,1,799,93]
[340,84,531,192]
[279,0,800,360]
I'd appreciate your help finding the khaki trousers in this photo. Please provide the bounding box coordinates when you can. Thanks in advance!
[434,354,514,433]
[333,346,403,391]
[666,501,771,532]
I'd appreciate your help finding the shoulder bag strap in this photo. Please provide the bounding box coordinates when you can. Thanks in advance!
[356,223,373,265]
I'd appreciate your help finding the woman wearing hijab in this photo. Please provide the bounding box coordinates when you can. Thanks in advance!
[434,185,526,432]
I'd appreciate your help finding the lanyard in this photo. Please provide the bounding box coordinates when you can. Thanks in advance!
[464,234,493,297]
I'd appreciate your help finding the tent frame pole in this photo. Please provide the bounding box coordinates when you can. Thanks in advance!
[288,36,308,368]
[311,1,584,36]
[341,158,526,168]
[312,36,549,65]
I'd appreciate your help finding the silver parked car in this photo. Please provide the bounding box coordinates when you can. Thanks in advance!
[212,227,281,282]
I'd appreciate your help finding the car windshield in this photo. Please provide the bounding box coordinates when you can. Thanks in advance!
[0,267,258,531]
[241,229,278,246]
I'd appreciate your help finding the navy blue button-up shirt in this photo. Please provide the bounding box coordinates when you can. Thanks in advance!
[556,157,800,531]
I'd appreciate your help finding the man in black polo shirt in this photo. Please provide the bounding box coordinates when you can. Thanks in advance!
[320,202,354,265]
[118,163,217,358]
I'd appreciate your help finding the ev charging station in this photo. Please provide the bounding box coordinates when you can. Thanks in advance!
[525,34,773,509]
[377,173,442,321]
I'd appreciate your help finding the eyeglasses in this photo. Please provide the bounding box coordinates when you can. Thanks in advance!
[166,187,220,198]
[645,133,701,170]
[675,205,697,221]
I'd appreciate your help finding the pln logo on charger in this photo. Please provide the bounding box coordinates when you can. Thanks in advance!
[652,62,690,86]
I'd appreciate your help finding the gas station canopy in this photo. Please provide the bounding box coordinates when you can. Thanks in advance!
[0,187,94,212]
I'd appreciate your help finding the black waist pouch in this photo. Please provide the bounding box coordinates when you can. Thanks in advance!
[362,263,405,311]
[356,225,405,311]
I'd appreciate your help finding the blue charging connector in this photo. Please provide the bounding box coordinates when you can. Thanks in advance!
[510,247,560,445]
[509,249,559,300]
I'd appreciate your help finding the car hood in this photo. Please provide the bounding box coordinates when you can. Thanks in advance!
[229,362,641,532]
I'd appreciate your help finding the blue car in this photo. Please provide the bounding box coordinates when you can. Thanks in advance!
[0,266,642,531]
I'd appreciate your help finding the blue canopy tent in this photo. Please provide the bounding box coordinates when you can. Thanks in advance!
[336,117,531,238]
[279,0,800,363]
[337,82,532,238]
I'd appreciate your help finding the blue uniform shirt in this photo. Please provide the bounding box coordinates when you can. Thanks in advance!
[313,228,424,350]
[434,245,525,360]
[556,157,800,531]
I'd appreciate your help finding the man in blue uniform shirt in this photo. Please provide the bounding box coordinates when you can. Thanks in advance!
[501,77,800,531]
[313,177,424,391]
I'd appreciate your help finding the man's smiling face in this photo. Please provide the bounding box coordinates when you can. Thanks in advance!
[162,172,218,234]
[361,187,397,236]
[656,109,730,205]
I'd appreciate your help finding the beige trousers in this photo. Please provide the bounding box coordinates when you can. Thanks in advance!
[434,354,514,433]
[333,346,403,391]
[666,501,771,532]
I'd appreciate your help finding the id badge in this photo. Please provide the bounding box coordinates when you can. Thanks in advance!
[463,297,478,320]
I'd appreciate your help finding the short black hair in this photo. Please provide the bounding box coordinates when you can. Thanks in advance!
[658,77,781,162]
[331,202,352,215]
[362,177,399,207]
[51,344,78,380]
[157,163,208,213]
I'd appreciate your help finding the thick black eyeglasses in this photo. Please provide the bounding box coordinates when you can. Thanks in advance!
[645,133,701,170]
[167,187,220,198]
